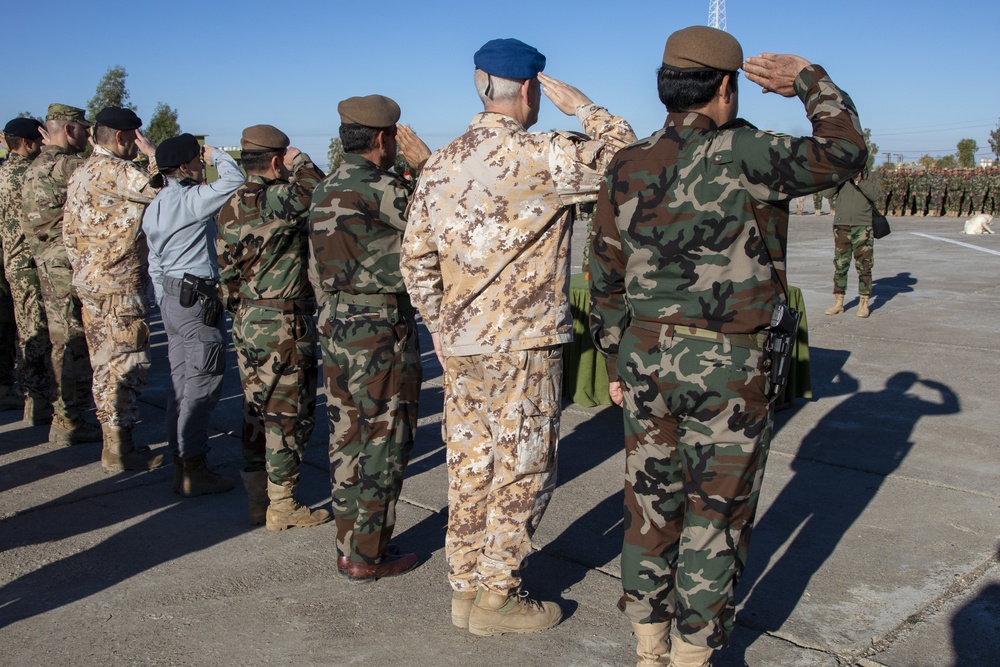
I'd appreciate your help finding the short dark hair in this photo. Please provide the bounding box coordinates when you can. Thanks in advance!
[241,149,282,174]
[5,136,25,151]
[340,123,394,154]
[94,124,120,145]
[657,65,735,113]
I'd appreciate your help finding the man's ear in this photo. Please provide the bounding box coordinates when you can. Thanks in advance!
[270,153,283,176]
[720,73,734,103]
[520,78,534,106]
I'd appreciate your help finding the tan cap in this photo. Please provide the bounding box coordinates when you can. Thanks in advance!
[337,95,400,128]
[240,124,289,151]
[662,26,743,73]
[46,103,91,126]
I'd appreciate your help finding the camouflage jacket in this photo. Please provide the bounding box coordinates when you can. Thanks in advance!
[217,152,323,306]
[20,145,86,260]
[309,153,412,297]
[590,65,866,380]
[0,153,34,256]
[63,146,158,296]
[401,106,636,356]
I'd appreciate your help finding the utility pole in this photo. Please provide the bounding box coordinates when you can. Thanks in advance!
[708,0,726,31]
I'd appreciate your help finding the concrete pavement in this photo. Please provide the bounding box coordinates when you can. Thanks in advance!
[1,215,998,666]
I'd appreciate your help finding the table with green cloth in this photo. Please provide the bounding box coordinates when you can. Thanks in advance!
[562,273,812,408]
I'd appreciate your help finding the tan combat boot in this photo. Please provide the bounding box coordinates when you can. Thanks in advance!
[180,454,235,497]
[633,621,671,667]
[172,456,183,494]
[668,637,713,667]
[451,590,477,629]
[467,588,563,636]
[50,413,103,446]
[101,428,166,472]
[823,294,845,316]
[857,295,870,318]
[23,396,54,426]
[240,470,269,526]
[265,480,331,532]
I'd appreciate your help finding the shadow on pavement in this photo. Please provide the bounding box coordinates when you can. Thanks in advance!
[732,371,959,660]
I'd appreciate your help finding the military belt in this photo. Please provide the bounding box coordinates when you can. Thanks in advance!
[337,292,411,309]
[631,318,766,350]
[243,297,316,315]
[162,275,217,297]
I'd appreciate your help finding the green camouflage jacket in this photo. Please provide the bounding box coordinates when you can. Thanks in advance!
[217,152,323,306]
[20,145,85,258]
[590,64,867,379]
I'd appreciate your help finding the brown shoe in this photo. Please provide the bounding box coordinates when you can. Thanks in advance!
[346,552,418,584]
[338,544,400,576]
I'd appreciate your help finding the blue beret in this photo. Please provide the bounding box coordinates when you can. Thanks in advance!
[474,38,546,79]
[155,133,201,170]
[95,107,142,130]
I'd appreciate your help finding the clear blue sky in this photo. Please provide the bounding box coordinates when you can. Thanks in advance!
[4,0,997,169]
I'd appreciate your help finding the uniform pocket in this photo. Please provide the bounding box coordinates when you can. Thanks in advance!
[513,347,561,475]
[192,331,226,375]
[111,303,150,352]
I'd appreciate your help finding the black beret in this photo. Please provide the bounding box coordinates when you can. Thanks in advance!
[155,133,201,170]
[474,38,546,79]
[95,107,142,130]
[3,117,43,140]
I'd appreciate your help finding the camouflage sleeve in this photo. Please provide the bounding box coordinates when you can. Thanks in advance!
[587,176,629,382]
[400,183,443,332]
[262,152,323,221]
[118,160,157,205]
[735,65,868,200]
[51,154,86,208]
[379,178,410,232]
[550,106,638,205]
[216,198,242,311]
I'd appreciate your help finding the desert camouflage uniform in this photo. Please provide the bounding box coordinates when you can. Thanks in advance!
[309,152,420,565]
[0,152,52,404]
[589,65,866,648]
[63,146,156,429]
[218,153,322,491]
[0,266,14,402]
[21,145,94,424]
[402,105,636,595]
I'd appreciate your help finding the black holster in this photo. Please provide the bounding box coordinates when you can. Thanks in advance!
[764,303,801,402]
[180,273,223,326]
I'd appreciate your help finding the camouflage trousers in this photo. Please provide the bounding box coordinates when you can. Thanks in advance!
[0,266,14,396]
[832,225,874,296]
[443,346,561,595]
[78,290,150,429]
[160,289,227,459]
[232,303,317,485]
[320,295,420,564]
[0,222,52,400]
[35,246,93,422]
[617,321,772,649]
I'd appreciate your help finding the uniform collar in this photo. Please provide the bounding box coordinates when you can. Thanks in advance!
[469,112,525,132]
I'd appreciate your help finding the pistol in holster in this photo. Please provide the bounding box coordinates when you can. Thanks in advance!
[179,273,223,327]
[763,303,801,402]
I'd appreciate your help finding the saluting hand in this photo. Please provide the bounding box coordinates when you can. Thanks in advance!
[538,73,593,116]
[743,53,812,97]
[135,129,156,157]
[396,124,431,170]
[283,147,302,170]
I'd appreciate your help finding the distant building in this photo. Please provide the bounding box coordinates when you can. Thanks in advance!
[980,157,995,168]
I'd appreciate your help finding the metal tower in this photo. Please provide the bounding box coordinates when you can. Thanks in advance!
[708,0,727,31]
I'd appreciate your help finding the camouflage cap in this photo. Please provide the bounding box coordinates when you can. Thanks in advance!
[46,103,91,126]
[240,124,289,151]
[95,107,142,130]
[3,117,43,139]
[337,95,401,128]
[662,26,743,73]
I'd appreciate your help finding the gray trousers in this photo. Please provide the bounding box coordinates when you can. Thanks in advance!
[159,287,227,459]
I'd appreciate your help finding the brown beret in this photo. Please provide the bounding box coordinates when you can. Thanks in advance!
[337,95,400,128]
[662,26,743,73]
[240,124,289,151]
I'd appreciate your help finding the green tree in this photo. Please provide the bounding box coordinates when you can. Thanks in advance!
[327,136,344,172]
[145,102,181,145]
[935,154,957,169]
[862,127,879,173]
[87,65,137,122]
[989,118,1000,160]
[919,154,936,169]
[956,138,978,168]
[17,111,43,122]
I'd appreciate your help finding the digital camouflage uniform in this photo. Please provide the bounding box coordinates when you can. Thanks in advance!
[402,105,636,595]
[0,153,51,405]
[63,146,156,431]
[909,170,929,215]
[21,145,94,425]
[0,261,14,403]
[308,152,420,565]
[832,174,882,296]
[589,64,867,648]
[217,153,323,492]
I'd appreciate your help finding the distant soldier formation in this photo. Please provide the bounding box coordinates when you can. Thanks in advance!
[875,166,1000,217]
